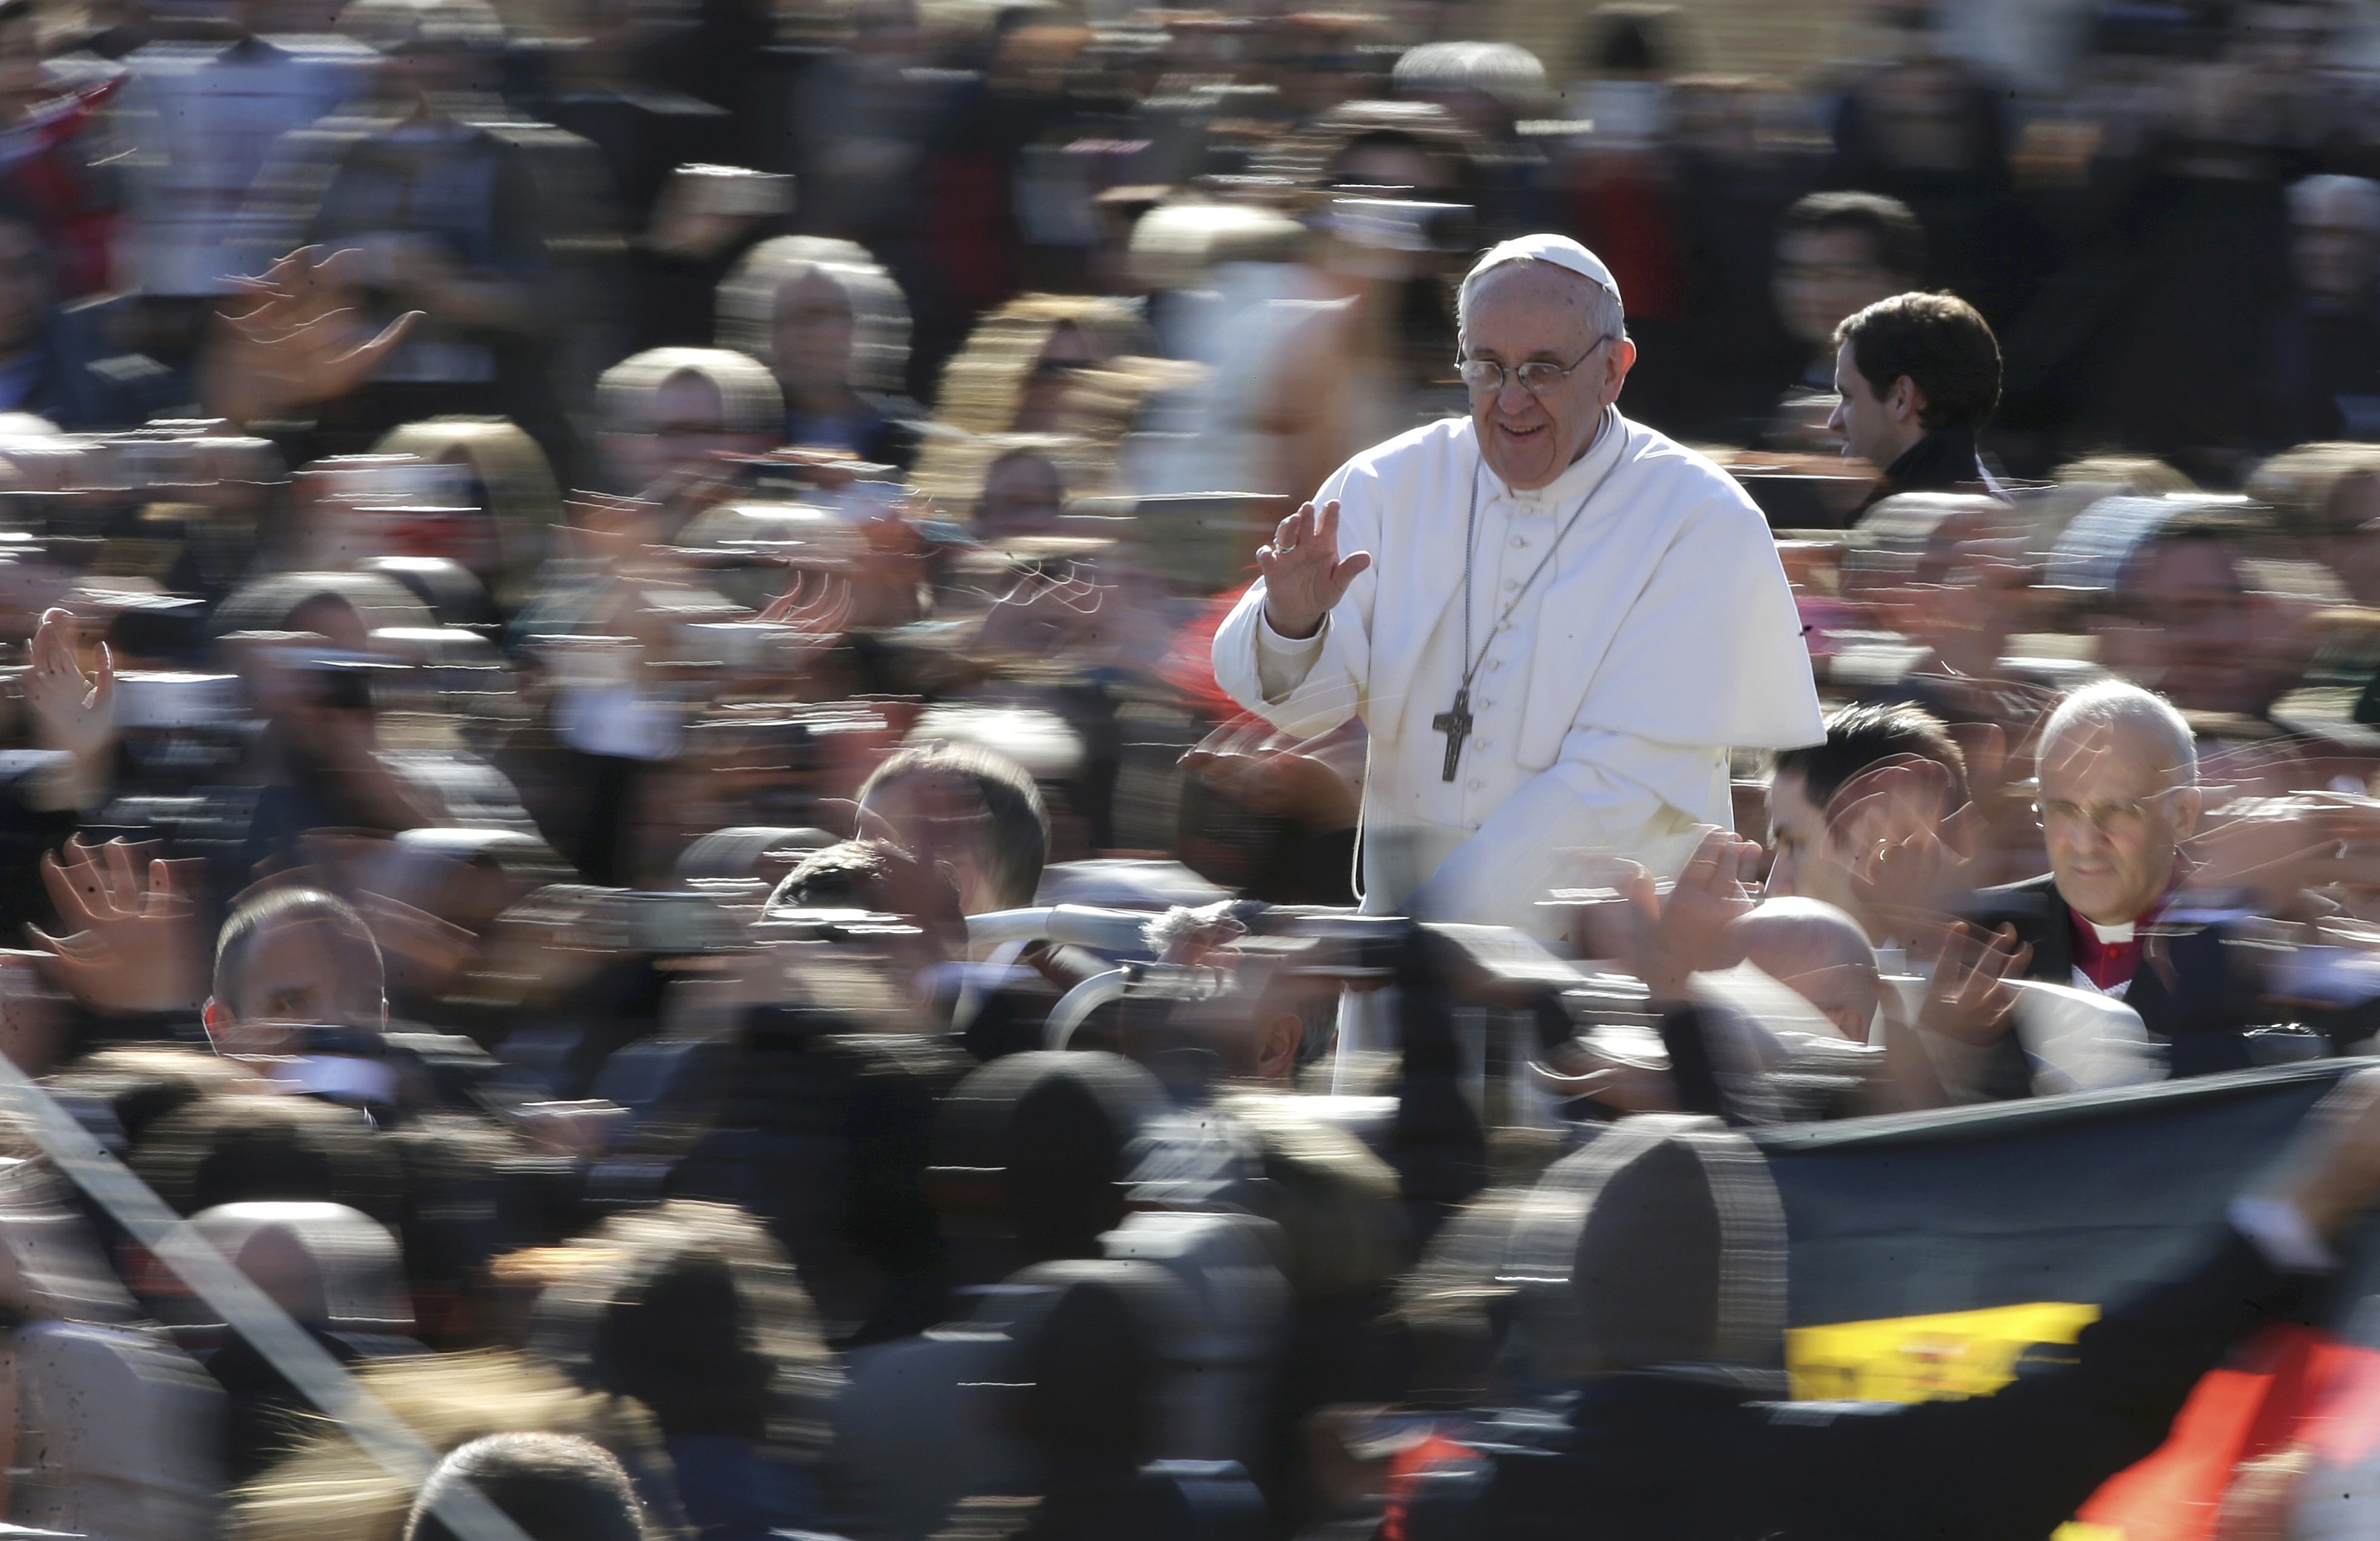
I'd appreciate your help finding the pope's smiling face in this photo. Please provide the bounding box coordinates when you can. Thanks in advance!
[1460,260,1635,490]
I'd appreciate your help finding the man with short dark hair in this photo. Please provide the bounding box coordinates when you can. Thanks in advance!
[1766,700,1968,933]
[404,1432,646,1541]
[202,882,500,1113]
[1772,192,1926,404]
[1832,290,2003,509]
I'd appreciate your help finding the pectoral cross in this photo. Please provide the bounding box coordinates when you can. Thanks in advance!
[1432,687,1474,782]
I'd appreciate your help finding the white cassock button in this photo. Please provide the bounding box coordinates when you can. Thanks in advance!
[1497,620,1512,632]
[1478,699,1494,710]
[1503,579,1518,591]
[1467,779,1484,791]
[1510,536,1527,549]
[1487,659,1502,671]
[1474,739,1491,751]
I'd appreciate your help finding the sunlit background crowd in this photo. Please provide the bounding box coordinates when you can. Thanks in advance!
[0,0,2370,1538]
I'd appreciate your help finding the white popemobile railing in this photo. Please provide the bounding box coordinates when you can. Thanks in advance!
[964,906,1155,1051]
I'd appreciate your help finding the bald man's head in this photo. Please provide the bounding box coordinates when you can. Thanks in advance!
[1731,898,1880,1041]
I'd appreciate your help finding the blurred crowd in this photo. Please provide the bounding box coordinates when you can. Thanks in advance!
[1,0,2380,1538]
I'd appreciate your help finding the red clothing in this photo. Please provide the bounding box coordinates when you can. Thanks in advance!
[1563,160,1684,320]
[1161,581,1256,724]
[2067,877,2181,993]
[2069,916,2143,993]
[0,79,124,298]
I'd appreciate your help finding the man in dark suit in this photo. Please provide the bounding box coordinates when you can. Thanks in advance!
[1967,679,2281,1091]
[1833,290,2006,513]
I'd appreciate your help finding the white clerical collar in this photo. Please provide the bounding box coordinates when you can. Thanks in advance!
[1486,405,1625,506]
[2086,917,2137,944]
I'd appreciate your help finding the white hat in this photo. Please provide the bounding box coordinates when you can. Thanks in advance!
[1467,233,1621,303]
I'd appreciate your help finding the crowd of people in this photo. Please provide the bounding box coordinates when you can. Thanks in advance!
[0,0,2379,1538]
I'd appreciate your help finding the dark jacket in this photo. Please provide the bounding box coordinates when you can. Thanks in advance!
[1966,874,2280,1089]
[1856,424,2001,515]
[17,300,182,430]
[1405,1228,2306,1541]
[2261,295,2380,448]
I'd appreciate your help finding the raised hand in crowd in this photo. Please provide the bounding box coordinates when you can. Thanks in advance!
[1915,921,2032,1047]
[1532,1034,1682,1115]
[22,605,111,811]
[1183,717,1365,831]
[1824,754,1982,947]
[354,889,479,1005]
[1570,828,1761,1003]
[197,246,419,428]
[27,836,207,1017]
[970,553,1108,659]
[2184,792,2380,919]
[1642,829,1763,1004]
[2273,1066,2380,1239]
[758,564,857,637]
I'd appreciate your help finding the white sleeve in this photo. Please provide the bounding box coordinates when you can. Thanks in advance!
[2010,981,2160,1096]
[1253,610,1329,703]
[1405,727,1718,941]
[1210,457,1378,739]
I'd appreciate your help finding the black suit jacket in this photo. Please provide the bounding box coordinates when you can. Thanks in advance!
[1406,1230,2306,1541]
[1854,426,1998,515]
[1966,874,2279,1087]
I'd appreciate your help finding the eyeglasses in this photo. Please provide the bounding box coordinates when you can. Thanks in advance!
[1455,336,1614,397]
[2033,788,2182,837]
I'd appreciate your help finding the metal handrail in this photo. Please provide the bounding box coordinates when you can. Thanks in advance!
[965,904,1156,955]
[1045,969,1132,1049]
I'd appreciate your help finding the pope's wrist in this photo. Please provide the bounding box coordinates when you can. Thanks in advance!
[1263,603,1324,641]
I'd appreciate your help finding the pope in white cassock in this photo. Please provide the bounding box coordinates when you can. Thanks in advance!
[1211,234,1826,941]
